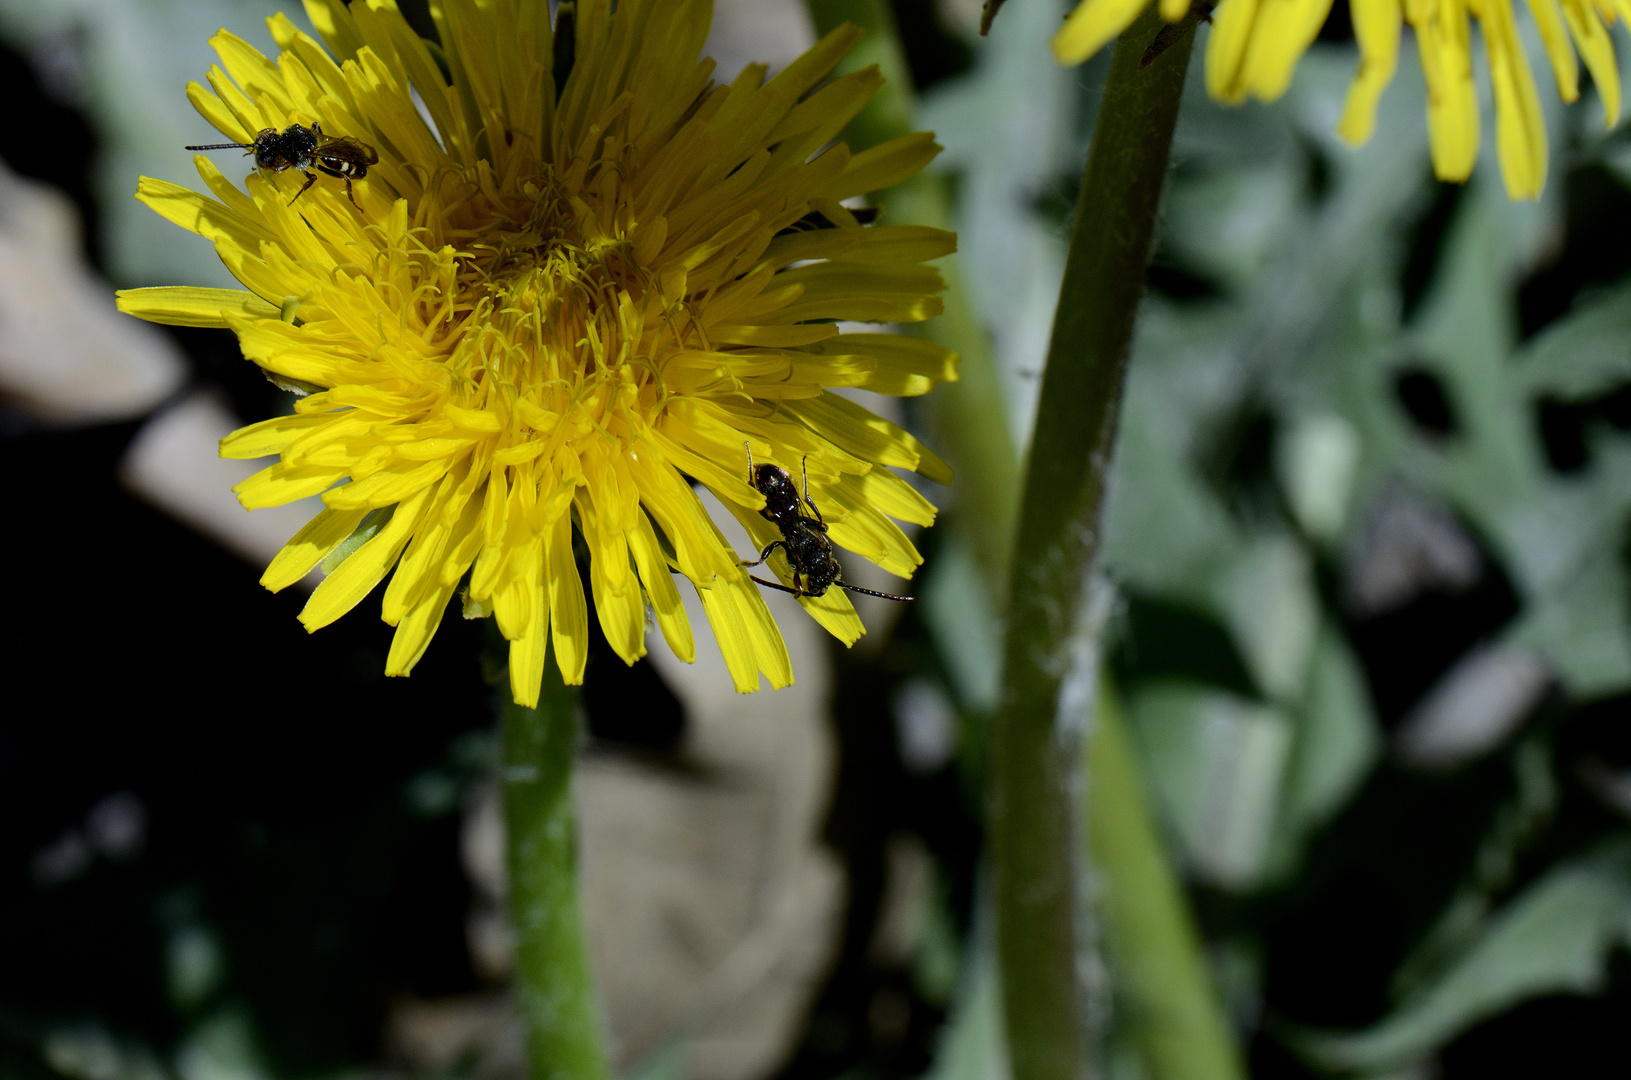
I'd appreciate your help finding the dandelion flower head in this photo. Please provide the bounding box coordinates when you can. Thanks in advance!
[1051,0,1631,200]
[118,0,958,706]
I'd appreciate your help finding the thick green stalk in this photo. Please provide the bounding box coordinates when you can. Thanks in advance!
[501,664,608,1080]
[1090,681,1247,1080]
[991,11,1194,1080]
[805,0,1020,590]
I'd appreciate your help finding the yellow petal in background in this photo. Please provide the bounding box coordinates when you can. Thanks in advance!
[1208,0,1265,103]
[1561,0,1621,124]
[1053,0,1156,65]
[1238,0,1337,101]
[1526,0,1581,101]
[1417,0,1480,182]
[1339,0,1403,143]
[1483,0,1549,198]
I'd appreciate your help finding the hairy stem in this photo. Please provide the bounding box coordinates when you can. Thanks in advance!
[502,661,607,1080]
[991,10,1194,1080]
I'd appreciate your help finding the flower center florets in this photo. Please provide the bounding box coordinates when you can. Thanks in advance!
[439,188,666,449]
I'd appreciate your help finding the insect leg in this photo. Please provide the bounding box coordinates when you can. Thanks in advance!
[345,178,361,209]
[740,540,790,569]
[800,456,825,523]
[748,574,805,597]
[289,171,318,205]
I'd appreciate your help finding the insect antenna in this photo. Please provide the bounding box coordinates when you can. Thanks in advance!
[185,142,254,150]
[841,584,914,602]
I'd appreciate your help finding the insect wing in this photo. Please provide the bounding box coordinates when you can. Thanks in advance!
[316,134,378,166]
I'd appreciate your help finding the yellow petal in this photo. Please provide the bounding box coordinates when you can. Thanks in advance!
[302,0,368,62]
[629,510,696,663]
[1417,0,1479,182]
[299,483,433,631]
[186,81,254,144]
[1484,0,1549,199]
[219,412,329,460]
[829,132,942,201]
[1561,0,1620,124]
[807,333,959,397]
[798,587,865,647]
[1207,0,1263,103]
[260,506,369,592]
[235,461,348,509]
[1053,0,1154,65]
[1239,0,1336,102]
[385,581,458,676]
[696,574,793,692]
[579,489,648,666]
[1338,0,1402,144]
[508,583,551,708]
[547,510,589,684]
[783,392,953,485]
[322,459,453,511]
[116,286,280,328]
[1526,0,1581,102]
[135,177,268,252]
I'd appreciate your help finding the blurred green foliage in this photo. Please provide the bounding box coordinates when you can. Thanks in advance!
[917,6,1631,1077]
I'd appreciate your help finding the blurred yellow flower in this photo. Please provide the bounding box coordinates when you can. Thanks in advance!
[118,0,957,706]
[1052,0,1631,199]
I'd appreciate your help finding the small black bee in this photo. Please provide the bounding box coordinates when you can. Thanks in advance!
[187,122,378,209]
[741,443,912,603]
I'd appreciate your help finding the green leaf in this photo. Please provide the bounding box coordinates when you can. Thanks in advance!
[1274,622,1380,843]
[1513,283,1631,400]
[1128,682,1293,890]
[922,938,1011,1080]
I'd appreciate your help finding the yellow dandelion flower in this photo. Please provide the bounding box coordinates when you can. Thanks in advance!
[117,0,958,706]
[1051,0,1631,199]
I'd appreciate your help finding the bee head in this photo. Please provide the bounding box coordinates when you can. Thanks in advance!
[256,124,316,169]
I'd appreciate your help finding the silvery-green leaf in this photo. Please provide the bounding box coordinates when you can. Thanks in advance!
[1511,283,1631,400]
[923,937,1011,1080]
[1275,622,1380,843]
[1128,683,1293,891]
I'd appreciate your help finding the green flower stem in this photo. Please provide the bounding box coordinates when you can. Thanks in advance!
[501,662,608,1080]
[796,8,1237,1080]
[805,0,1020,591]
[1090,681,1247,1080]
[991,10,1194,1080]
